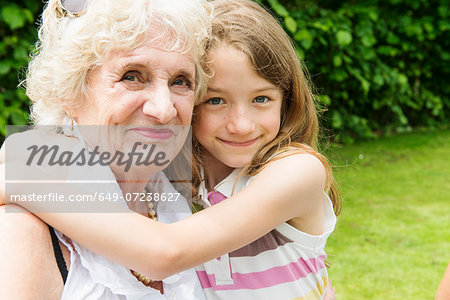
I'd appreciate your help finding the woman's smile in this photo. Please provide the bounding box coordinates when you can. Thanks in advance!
[128,127,174,140]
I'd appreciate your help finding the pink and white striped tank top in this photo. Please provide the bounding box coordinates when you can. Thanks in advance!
[194,168,336,300]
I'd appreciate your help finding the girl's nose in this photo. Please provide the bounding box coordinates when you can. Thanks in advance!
[226,106,255,135]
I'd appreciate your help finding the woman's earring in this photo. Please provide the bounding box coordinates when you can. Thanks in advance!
[64,116,75,137]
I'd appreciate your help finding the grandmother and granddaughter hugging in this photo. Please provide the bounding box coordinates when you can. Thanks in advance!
[0,0,341,299]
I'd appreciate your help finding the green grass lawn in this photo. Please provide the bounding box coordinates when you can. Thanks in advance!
[324,129,450,299]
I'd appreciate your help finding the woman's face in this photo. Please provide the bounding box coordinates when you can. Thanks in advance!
[75,41,195,127]
[71,38,196,177]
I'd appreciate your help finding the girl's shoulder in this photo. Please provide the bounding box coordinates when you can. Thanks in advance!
[264,145,326,175]
[243,146,327,223]
[248,147,326,194]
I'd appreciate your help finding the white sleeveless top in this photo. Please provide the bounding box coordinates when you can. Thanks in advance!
[50,129,205,299]
[55,168,205,300]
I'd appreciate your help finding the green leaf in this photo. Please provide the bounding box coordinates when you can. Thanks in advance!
[23,9,34,23]
[10,110,28,125]
[13,46,28,61]
[361,34,376,47]
[0,121,6,137]
[386,32,400,45]
[377,45,398,56]
[294,29,313,50]
[333,55,343,67]
[373,74,384,87]
[317,95,331,106]
[0,41,6,56]
[397,73,408,86]
[368,11,378,22]
[295,47,305,60]
[423,22,434,33]
[336,30,352,46]
[332,111,343,129]
[438,5,449,18]
[0,61,11,75]
[267,0,289,17]
[441,51,450,61]
[284,17,297,34]
[16,89,29,102]
[1,5,27,30]
[311,21,329,32]
[330,69,348,82]
[360,78,370,96]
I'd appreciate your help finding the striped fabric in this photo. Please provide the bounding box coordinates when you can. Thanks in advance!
[195,168,336,300]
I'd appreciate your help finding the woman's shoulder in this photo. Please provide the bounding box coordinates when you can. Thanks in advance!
[1,129,79,162]
[0,203,49,231]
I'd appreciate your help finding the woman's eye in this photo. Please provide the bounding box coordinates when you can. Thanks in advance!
[206,97,224,105]
[253,96,270,103]
[121,72,140,82]
[172,77,191,88]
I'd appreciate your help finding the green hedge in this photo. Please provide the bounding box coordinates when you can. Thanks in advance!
[1,0,448,143]
[0,0,41,139]
[260,0,449,142]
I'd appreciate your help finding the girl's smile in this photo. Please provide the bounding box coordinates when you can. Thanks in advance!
[217,137,259,147]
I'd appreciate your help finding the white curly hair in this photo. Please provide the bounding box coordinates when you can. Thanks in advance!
[26,0,212,125]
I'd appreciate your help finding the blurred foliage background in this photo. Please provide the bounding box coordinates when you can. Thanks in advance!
[259,0,449,142]
[0,0,449,143]
[0,0,41,139]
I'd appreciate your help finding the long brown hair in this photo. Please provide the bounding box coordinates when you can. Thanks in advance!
[192,0,341,215]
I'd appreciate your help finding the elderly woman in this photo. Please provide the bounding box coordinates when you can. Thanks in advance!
[0,0,211,299]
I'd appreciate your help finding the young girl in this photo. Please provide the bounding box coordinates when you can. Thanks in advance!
[6,0,341,298]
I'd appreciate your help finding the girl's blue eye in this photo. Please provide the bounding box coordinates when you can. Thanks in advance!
[206,97,224,105]
[253,96,269,103]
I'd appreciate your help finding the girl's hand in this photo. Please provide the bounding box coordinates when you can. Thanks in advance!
[436,261,450,300]
[323,279,335,300]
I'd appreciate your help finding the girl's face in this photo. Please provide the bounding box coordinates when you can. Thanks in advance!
[193,44,283,171]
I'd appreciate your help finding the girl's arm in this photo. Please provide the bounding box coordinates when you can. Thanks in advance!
[0,164,4,207]
[11,152,327,280]
[436,261,450,300]
[1,144,5,206]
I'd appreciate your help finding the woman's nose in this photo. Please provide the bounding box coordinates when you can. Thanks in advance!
[142,85,177,124]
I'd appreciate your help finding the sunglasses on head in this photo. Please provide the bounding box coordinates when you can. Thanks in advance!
[57,0,88,17]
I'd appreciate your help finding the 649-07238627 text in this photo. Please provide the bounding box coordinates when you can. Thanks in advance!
[8,192,181,203]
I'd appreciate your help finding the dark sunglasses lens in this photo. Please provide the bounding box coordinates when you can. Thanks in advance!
[61,0,87,14]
